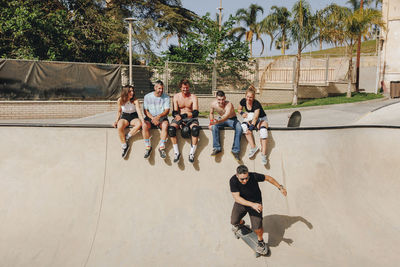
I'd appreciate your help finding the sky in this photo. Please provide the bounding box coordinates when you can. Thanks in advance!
[171,0,351,57]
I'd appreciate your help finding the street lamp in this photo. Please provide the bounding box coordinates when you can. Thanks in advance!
[124,17,136,86]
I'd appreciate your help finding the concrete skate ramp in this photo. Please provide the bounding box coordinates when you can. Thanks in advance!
[1,126,400,267]
[355,101,400,126]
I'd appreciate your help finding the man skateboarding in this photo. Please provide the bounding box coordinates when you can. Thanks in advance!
[230,165,287,253]
[209,90,242,162]
[168,79,200,163]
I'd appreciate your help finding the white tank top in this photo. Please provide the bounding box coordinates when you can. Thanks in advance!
[121,100,137,114]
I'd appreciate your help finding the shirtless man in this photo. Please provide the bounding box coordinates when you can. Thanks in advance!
[209,90,242,162]
[168,79,200,163]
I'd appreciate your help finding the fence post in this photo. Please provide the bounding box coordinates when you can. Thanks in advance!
[212,60,217,92]
[165,60,169,94]
[325,55,330,85]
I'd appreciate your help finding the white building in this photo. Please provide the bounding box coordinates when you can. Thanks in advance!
[380,0,400,96]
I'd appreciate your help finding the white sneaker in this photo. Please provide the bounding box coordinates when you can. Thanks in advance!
[248,147,259,159]
[256,240,267,254]
[261,154,268,165]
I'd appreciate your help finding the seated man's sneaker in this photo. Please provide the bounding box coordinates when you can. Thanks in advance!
[144,146,152,159]
[158,148,167,159]
[211,148,221,156]
[173,153,181,163]
[188,153,195,163]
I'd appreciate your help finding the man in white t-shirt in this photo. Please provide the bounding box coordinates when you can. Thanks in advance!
[142,80,170,159]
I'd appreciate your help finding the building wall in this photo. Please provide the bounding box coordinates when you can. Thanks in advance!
[381,0,400,93]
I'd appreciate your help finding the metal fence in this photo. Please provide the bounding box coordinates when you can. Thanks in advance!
[1,57,365,101]
[142,60,258,95]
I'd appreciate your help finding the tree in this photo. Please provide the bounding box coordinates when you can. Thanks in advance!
[266,6,291,55]
[158,14,251,93]
[0,0,198,63]
[0,0,73,60]
[231,4,265,57]
[290,0,317,105]
[162,14,249,64]
[323,5,384,97]
[316,4,348,49]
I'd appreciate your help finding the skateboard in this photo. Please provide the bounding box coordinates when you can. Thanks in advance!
[287,110,301,127]
[232,224,269,258]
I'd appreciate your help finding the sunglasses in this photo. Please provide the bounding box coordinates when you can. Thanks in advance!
[238,176,249,182]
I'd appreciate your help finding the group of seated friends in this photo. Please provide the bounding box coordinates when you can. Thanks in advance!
[113,79,269,165]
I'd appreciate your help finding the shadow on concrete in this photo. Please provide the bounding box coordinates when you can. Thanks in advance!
[264,130,276,170]
[263,214,313,247]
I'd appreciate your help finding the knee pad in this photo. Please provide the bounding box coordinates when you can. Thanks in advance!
[181,125,191,138]
[241,122,249,134]
[259,126,268,139]
[191,125,200,137]
[168,126,177,137]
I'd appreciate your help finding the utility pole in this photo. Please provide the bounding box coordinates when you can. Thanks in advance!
[355,0,364,91]
[125,18,136,86]
[218,0,223,32]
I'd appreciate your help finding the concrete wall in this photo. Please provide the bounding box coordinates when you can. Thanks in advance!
[0,101,116,119]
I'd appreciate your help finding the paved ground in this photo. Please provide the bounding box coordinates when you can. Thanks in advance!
[1,99,400,267]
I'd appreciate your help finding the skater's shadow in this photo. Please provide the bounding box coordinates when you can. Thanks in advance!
[263,214,313,247]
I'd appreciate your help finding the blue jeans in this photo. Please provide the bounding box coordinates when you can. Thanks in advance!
[211,117,242,153]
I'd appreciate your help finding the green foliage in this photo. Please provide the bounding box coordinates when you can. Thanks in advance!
[231,4,265,56]
[155,14,252,94]
[265,6,291,55]
[161,14,250,64]
[0,0,126,63]
[0,0,196,64]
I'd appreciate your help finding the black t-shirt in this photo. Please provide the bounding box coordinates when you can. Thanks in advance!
[230,172,265,203]
[240,98,266,118]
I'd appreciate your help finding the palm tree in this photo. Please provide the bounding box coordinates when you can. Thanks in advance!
[290,0,317,105]
[157,5,197,47]
[259,15,277,56]
[266,6,291,55]
[323,4,384,97]
[231,4,264,57]
[316,4,348,49]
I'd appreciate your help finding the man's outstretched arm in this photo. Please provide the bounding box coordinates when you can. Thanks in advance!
[265,175,287,196]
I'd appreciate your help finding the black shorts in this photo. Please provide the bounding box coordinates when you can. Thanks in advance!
[144,116,169,129]
[231,202,263,230]
[171,117,199,128]
[120,112,138,123]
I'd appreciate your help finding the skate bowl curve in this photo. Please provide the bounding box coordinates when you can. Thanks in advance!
[0,125,399,267]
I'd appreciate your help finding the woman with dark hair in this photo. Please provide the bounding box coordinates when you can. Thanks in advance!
[238,85,269,165]
[113,85,144,158]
